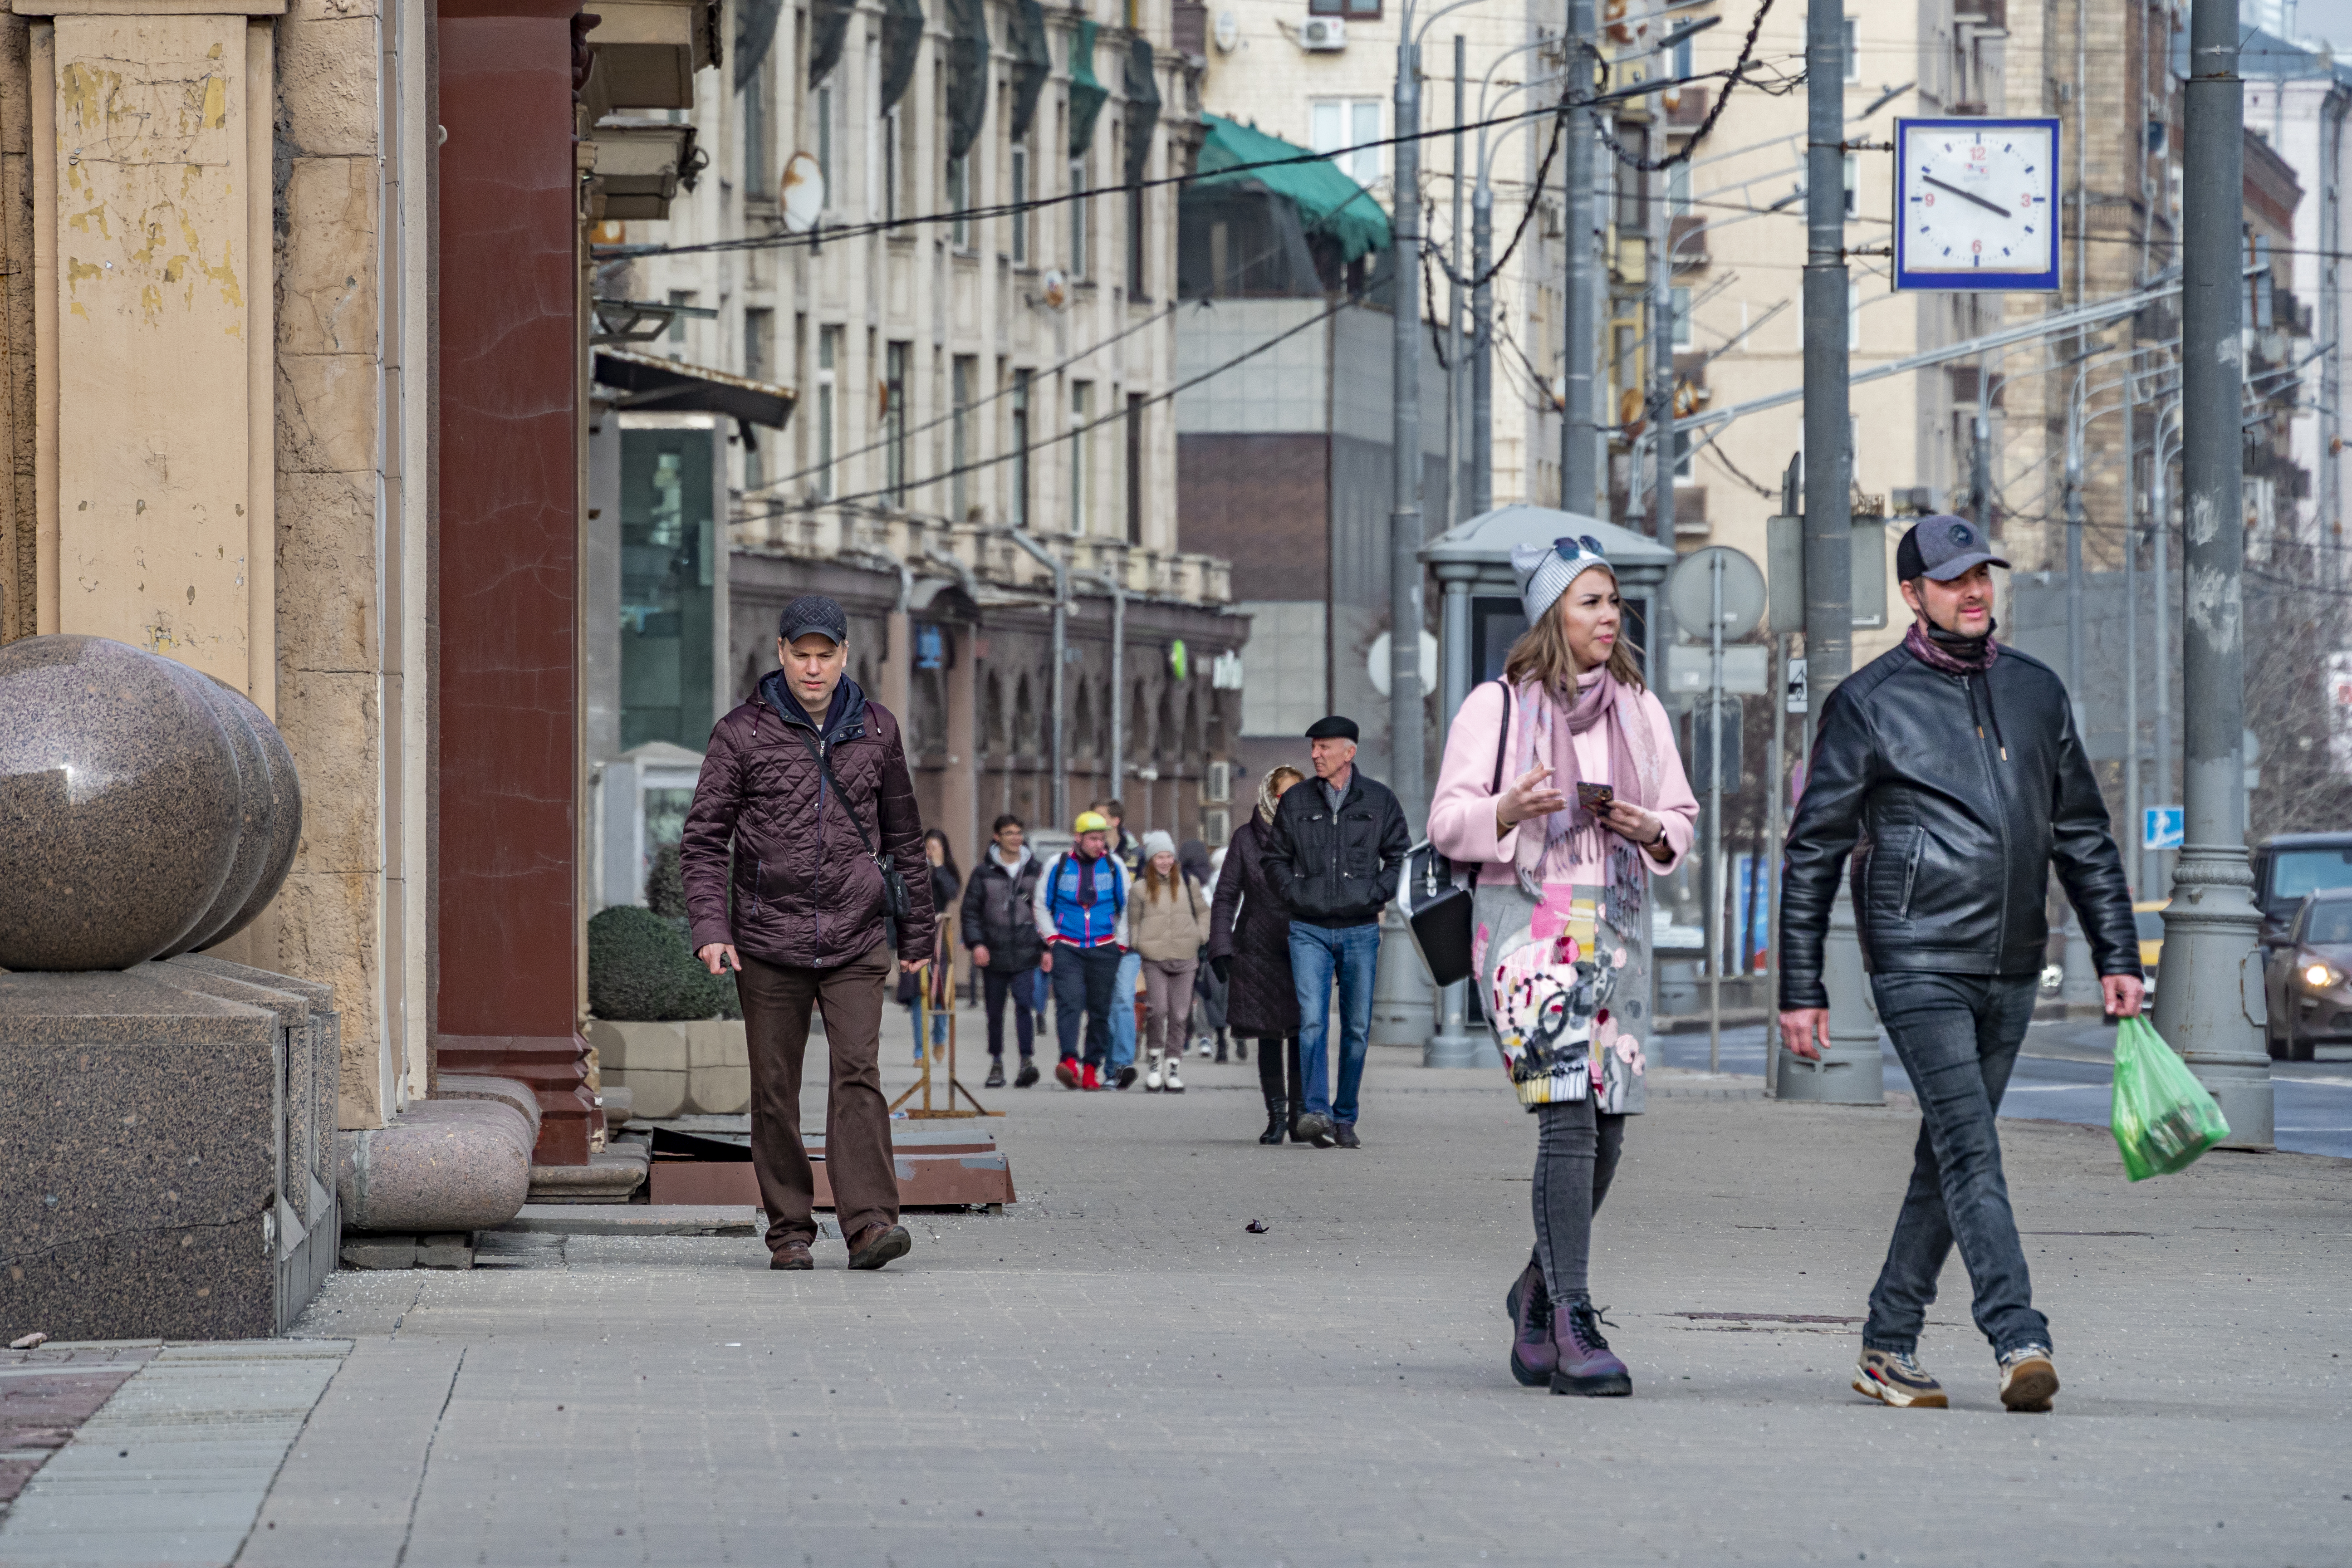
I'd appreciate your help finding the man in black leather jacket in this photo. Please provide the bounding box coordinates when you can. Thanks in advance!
[1264,715,1411,1148]
[1779,516,2142,1416]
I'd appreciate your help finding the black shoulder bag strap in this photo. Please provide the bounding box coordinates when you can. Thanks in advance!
[1490,679,1514,795]
[788,728,914,924]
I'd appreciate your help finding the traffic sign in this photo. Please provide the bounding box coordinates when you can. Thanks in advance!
[2143,806,2184,852]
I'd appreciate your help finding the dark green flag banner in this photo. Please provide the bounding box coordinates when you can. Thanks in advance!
[946,0,990,162]
[1068,19,1106,157]
[1121,37,1159,185]
[808,0,853,85]
[1008,0,1053,140]
[880,0,925,112]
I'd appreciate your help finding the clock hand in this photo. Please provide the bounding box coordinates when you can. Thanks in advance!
[1922,174,2011,219]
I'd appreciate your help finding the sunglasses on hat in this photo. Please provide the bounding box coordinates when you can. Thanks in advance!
[1553,535,1607,563]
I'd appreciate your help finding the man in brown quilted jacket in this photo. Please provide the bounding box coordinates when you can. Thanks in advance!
[681,595,936,1271]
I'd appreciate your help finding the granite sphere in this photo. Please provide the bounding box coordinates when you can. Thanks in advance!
[0,637,243,970]
[192,677,302,953]
[164,676,303,956]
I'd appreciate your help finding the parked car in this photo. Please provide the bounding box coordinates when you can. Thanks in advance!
[2261,887,2352,1061]
[2252,834,2352,953]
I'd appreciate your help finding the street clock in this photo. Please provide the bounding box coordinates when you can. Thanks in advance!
[1892,117,2062,292]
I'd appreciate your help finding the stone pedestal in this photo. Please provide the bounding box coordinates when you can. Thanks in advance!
[0,958,337,1341]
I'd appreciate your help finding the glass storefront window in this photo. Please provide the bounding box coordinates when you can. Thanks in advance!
[621,424,717,750]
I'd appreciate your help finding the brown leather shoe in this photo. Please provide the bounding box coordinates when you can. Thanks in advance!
[769,1238,814,1270]
[845,1222,912,1270]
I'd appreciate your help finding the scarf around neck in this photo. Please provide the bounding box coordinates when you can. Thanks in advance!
[1903,615,1999,675]
[1513,668,1658,896]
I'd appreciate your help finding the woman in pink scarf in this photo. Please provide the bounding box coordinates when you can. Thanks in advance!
[1429,535,1698,1398]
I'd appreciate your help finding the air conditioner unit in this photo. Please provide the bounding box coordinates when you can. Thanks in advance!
[1205,760,1234,803]
[1201,807,1232,846]
[1298,16,1346,50]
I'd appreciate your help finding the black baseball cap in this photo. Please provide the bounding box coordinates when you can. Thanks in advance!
[1896,515,2011,583]
[778,594,848,646]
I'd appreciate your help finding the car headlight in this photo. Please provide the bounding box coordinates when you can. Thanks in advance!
[2303,961,2342,990]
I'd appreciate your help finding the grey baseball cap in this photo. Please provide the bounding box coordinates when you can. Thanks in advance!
[1896,515,2010,582]
[778,594,848,646]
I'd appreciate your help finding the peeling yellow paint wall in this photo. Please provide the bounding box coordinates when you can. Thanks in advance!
[45,13,260,694]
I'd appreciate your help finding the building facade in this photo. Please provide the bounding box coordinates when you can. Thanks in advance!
[598,0,1247,877]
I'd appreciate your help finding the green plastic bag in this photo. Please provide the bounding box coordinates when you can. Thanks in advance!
[2109,1015,2230,1181]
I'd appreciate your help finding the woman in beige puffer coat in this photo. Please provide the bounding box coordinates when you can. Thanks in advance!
[1131,830,1211,1091]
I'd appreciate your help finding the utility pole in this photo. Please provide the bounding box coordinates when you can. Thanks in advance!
[1651,91,1675,543]
[1472,173,1494,516]
[1562,0,1599,514]
[1390,23,1426,817]
[1779,0,1882,1105]
[2154,0,2274,1147]
[1446,34,1466,533]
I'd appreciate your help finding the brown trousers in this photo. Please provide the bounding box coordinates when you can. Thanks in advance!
[735,944,898,1252]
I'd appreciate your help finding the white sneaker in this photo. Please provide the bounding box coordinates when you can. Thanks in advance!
[1144,1052,1165,1092]
[1164,1056,1185,1093]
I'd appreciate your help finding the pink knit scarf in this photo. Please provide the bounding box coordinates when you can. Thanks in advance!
[1513,669,1658,896]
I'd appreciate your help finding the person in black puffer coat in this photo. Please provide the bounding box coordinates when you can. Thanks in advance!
[961,813,1047,1087]
[1209,766,1307,1142]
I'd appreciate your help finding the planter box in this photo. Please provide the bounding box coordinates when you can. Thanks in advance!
[585,1018,749,1118]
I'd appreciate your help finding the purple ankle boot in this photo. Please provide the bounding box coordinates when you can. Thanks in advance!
[1506,1259,1554,1387]
[1549,1299,1632,1396]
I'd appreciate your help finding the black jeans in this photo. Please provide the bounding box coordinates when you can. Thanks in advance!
[1864,970,2050,1357]
[981,967,1038,1058]
[1251,1034,1302,1106]
[1531,1098,1627,1301]
[1050,944,1122,1067]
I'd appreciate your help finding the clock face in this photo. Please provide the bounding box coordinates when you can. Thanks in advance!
[1895,118,2061,291]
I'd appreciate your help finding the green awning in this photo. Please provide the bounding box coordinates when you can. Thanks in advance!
[1193,113,1391,265]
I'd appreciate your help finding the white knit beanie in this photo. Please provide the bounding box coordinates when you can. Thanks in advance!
[1510,535,1616,628]
[1141,829,1176,861]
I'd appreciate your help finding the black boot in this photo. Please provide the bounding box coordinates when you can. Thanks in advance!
[1233,1034,1247,1062]
[1259,1093,1288,1144]
[1215,1034,1229,1064]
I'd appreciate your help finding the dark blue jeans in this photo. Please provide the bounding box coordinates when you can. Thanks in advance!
[1290,921,1382,1124]
[1864,970,2051,1358]
[1050,944,1122,1067]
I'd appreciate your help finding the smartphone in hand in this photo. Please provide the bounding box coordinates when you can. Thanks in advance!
[1575,782,1614,813]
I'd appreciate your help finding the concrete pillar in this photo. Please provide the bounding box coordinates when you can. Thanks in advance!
[945,623,979,875]
[433,0,596,1166]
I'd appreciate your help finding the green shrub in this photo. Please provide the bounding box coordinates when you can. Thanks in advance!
[588,905,741,1022]
[644,841,687,919]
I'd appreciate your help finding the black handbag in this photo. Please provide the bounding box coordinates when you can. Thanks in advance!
[1399,682,1512,989]
[790,729,913,924]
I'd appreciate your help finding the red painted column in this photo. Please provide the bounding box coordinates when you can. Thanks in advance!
[434,0,596,1165]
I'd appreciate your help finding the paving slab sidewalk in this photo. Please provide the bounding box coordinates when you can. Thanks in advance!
[32,1053,2352,1566]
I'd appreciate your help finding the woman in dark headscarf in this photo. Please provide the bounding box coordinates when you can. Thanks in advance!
[1177,838,1228,1060]
[1207,766,1307,1142]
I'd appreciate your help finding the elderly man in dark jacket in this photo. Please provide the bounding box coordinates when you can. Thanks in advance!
[1264,715,1411,1149]
[682,595,934,1273]
[1779,518,2141,1416]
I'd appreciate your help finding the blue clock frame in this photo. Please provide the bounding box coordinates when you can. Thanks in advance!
[1892,116,2063,293]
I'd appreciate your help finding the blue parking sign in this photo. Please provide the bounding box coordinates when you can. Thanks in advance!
[2143,806,2184,851]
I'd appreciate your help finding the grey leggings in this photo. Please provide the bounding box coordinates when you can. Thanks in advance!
[1531,1098,1628,1303]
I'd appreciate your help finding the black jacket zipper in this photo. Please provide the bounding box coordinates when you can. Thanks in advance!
[1960,670,2012,961]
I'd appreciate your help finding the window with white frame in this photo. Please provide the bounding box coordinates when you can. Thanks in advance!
[951,355,978,520]
[1842,17,1858,81]
[815,325,842,498]
[1311,98,1382,189]
[1069,152,1090,276]
[815,77,838,210]
[1068,380,1093,531]
[1010,138,1032,264]
[1671,286,1691,348]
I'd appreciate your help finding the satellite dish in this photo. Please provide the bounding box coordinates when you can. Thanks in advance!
[1666,545,1766,642]
[1212,8,1239,50]
[780,151,824,234]
[1039,269,1068,310]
